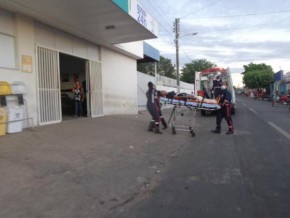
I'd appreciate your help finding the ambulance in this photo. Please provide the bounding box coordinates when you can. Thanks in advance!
[194,67,236,115]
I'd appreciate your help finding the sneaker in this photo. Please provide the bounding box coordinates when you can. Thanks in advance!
[148,122,155,132]
[211,129,221,134]
[155,129,163,134]
[226,131,234,135]
[148,128,154,132]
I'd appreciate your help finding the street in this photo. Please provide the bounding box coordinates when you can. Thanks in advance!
[115,95,290,218]
[1,95,290,218]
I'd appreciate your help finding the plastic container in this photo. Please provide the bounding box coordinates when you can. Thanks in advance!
[0,108,7,136]
[11,82,27,94]
[7,106,23,133]
[0,81,12,95]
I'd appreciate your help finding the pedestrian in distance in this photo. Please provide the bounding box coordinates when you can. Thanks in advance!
[211,81,234,134]
[146,82,162,134]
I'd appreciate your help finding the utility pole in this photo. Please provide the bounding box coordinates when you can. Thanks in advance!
[174,18,180,93]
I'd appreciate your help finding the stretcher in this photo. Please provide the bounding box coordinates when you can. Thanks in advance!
[159,94,221,136]
[159,96,220,110]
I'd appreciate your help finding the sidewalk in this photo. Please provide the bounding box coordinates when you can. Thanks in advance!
[0,109,194,218]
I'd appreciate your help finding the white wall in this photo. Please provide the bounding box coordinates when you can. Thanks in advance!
[137,72,195,111]
[137,72,153,108]
[0,13,37,127]
[101,47,138,115]
[35,22,101,61]
[0,11,144,127]
[114,41,143,59]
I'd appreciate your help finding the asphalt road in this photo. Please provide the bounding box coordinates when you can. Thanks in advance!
[115,95,290,218]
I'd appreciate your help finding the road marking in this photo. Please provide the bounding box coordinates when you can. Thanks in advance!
[268,122,290,140]
[249,107,257,114]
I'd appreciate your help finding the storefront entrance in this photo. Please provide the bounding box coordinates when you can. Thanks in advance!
[36,46,103,125]
[59,53,87,119]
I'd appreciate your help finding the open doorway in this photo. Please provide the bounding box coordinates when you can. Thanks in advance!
[59,53,87,119]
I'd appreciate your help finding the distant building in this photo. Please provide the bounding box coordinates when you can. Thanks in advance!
[281,71,290,94]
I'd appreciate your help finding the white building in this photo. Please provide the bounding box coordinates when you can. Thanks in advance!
[0,0,158,126]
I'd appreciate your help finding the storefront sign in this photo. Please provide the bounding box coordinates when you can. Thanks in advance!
[129,0,158,36]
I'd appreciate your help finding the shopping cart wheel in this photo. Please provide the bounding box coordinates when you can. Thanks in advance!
[172,126,176,135]
[190,130,196,137]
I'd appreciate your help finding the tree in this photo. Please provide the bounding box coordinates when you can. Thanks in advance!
[243,63,274,88]
[137,56,176,79]
[180,59,216,83]
[157,56,176,79]
[137,62,155,76]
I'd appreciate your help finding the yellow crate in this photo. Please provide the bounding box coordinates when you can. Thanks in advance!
[0,81,12,95]
[0,108,7,136]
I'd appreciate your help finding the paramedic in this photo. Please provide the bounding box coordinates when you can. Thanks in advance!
[211,75,222,99]
[155,87,168,129]
[146,82,162,134]
[211,82,234,134]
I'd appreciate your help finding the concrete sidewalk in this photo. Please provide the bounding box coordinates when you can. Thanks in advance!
[0,109,196,218]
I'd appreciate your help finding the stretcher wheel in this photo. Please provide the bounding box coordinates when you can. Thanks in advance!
[172,127,176,135]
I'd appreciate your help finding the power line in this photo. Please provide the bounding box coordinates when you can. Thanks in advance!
[139,0,198,57]
[202,18,290,33]
[144,1,175,34]
[181,0,223,19]
[186,9,290,19]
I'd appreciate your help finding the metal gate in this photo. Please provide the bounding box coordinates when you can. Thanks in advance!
[86,60,103,117]
[36,46,61,125]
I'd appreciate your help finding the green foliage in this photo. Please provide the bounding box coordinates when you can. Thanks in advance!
[137,56,176,79]
[180,59,216,83]
[137,62,155,76]
[243,63,274,88]
[158,56,176,79]
[243,62,272,73]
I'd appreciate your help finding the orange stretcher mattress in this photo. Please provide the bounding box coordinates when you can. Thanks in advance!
[159,96,220,110]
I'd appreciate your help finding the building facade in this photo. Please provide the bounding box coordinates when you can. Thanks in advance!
[0,0,158,126]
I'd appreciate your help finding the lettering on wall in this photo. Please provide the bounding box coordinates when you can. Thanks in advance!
[137,4,147,27]
[129,0,158,36]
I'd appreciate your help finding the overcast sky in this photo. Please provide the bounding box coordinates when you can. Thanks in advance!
[138,0,290,87]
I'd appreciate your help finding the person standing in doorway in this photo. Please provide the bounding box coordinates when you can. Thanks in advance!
[72,80,84,117]
[211,82,234,134]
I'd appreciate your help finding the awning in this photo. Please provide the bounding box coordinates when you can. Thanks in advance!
[137,42,160,63]
[0,0,157,49]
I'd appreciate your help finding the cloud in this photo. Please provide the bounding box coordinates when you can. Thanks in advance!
[140,0,290,76]
[224,28,290,43]
[182,18,233,28]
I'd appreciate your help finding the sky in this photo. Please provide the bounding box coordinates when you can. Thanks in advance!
[138,0,290,87]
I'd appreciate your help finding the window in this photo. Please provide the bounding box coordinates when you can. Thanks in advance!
[0,8,16,69]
